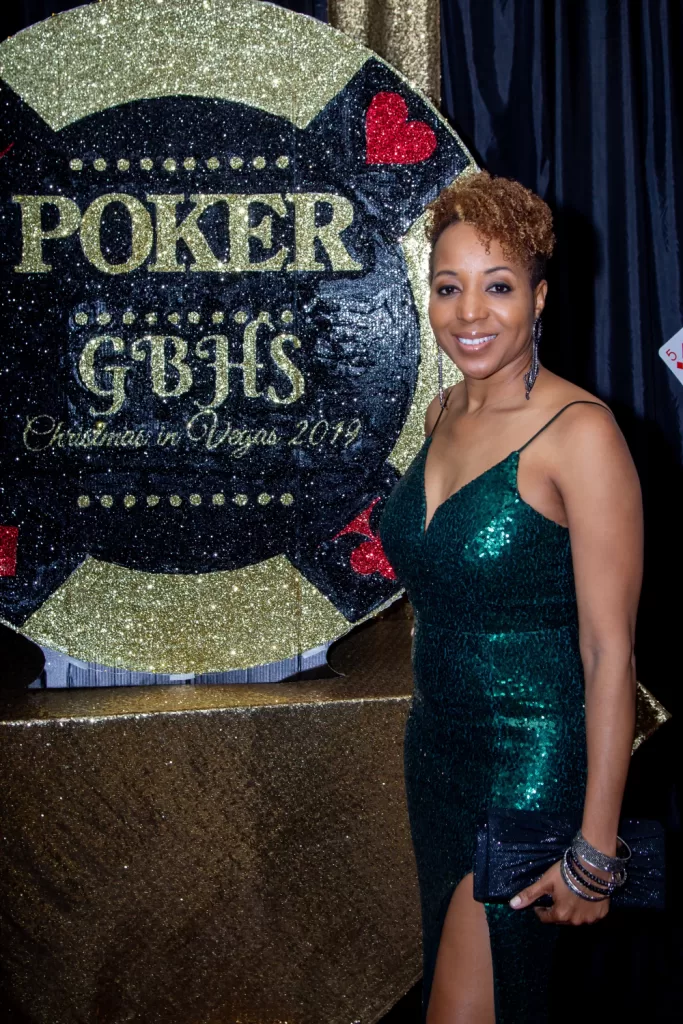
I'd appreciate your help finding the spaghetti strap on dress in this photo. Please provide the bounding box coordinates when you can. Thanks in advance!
[379,399,608,1022]
[517,400,611,451]
[427,400,448,438]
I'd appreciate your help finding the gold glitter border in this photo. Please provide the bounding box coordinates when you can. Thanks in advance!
[0,0,369,131]
[19,556,341,674]
[14,558,402,674]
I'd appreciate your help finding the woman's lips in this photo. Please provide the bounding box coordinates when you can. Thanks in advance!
[454,333,498,350]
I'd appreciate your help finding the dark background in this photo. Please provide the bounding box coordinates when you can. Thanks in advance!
[1,2,681,1021]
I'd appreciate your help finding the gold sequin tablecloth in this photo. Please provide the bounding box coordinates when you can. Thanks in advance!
[0,618,420,1024]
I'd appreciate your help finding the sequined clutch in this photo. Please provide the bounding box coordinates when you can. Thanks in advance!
[473,809,666,909]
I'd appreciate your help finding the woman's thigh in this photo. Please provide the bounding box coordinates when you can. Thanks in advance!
[426,872,495,1024]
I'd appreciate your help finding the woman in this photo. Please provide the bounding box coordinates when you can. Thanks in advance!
[379,172,642,1023]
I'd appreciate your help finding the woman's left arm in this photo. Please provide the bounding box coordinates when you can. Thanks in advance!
[511,404,643,923]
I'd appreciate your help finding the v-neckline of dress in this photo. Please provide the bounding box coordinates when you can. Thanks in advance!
[418,398,608,536]
[421,435,518,536]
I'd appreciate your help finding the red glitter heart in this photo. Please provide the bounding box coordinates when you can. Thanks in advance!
[0,525,18,576]
[365,92,437,165]
[349,538,396,580]
[332,498,397,580]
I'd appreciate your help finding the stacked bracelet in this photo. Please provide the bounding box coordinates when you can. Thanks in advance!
[561,853,608,901]
[562,850,615,899]
[572,830,630,884]
[559,829,631,902]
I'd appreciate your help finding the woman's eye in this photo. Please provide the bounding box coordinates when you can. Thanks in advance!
[437,285,458,295]
[489,282,512,293]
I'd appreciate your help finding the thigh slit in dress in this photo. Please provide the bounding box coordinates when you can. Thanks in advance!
[379,402,603,1022]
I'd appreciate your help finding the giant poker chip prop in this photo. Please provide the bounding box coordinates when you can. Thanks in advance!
[0,0,471,673]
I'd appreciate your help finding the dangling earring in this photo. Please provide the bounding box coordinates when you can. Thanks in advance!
[438,345,445,408]
[524,317,541,400]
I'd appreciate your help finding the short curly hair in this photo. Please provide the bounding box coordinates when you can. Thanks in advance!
[427,171,555,287]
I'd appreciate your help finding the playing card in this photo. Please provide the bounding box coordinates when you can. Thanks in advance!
[659,327,683,386]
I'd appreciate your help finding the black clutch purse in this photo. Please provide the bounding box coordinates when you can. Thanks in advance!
[473,809,666,909]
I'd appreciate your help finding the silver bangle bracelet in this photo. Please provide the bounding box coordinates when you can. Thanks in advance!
[560,852,609,902]
[572,830,631,876]
[565,850,616,896]
[568,848,626,890]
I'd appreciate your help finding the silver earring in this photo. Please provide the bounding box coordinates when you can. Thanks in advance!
[438,346,445,408]
[524,317,541,400]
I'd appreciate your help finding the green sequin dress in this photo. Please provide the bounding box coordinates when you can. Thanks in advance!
[379,402,603,1022]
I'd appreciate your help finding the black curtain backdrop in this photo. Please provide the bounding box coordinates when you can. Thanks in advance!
[1,1,681,1019]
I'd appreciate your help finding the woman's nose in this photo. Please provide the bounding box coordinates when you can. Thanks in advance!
[457,290,489,322]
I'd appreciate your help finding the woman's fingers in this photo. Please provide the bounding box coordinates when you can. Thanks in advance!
[509,880,550,910]
[533,895,572,923]
[509,861,610,925]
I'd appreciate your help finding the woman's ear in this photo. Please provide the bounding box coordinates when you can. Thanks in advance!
[534,279,548,318]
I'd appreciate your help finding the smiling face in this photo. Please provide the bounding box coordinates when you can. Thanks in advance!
[429,221,547,385]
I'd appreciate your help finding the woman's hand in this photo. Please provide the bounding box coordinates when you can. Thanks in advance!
[509,860,610,925]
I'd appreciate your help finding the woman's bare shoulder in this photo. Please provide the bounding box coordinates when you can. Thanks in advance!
[529,373,625,479]
[537,372,612,425]
[538,374,635,485]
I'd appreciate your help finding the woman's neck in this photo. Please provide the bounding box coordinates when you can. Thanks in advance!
[459,356,538,414]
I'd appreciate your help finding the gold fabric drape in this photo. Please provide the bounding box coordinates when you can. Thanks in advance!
[329,0,441,104]
[633,678,672,751]
[0,616,421,1024]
